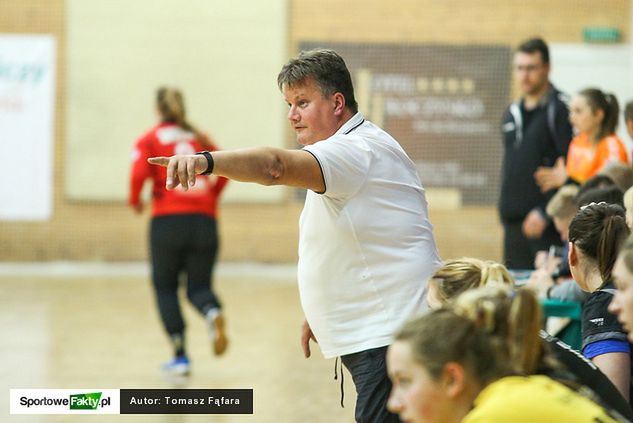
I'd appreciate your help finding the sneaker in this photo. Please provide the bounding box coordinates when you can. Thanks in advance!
[207,311,228,356]
[161,355,190,377]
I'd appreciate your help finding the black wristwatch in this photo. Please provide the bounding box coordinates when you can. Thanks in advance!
[195,151,214,175]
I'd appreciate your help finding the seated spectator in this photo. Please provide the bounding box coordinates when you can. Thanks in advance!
[610,235,633,340]
[577,174,618,196]
[426,258,512,309]
[528,184,586,303]
[576,185,624,208]
[568,202,632,401]
[427,259,632,419]
[625,186,633,229]
[547,184,580,243]
[625,100,633,142]
[599,162,633,193]
[535,88,627,192]
[387,286,624,422]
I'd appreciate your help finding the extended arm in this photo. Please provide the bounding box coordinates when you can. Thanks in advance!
[148,147,325,193]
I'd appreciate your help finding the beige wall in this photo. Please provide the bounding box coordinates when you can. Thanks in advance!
[1,0,631,262]
[290,0,630,45]
[65,0,287,203]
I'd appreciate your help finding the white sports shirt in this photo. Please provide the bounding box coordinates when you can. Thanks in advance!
[300,112,442,358]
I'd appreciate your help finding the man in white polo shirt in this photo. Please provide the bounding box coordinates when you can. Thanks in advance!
[150,48,441,422]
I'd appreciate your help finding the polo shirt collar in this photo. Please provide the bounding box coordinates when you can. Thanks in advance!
[335,112,365,136]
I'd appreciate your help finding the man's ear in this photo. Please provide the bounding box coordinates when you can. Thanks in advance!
[333,92,346,115]
[441,362,467,398]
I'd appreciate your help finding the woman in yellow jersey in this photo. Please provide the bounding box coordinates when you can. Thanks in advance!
[386,286,625,423]
[425,258,633,420]
[535,88,628,192]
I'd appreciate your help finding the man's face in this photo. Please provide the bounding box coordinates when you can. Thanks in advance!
[282,78,340,146]
[513,51,549,96]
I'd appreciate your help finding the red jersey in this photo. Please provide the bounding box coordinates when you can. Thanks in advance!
[128,122,228,218]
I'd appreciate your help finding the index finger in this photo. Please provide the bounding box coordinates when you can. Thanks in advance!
[148,157,170,167]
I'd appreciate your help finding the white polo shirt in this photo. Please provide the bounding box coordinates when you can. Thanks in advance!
[300,112,441,358]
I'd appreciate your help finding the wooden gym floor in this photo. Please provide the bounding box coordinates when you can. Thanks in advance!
[0,263,357,422]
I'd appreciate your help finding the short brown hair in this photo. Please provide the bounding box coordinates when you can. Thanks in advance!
[277,49,358,113]
[517,38,550,64]
[546,184,579,219]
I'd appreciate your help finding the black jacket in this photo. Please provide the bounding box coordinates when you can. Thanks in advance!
[499,84,573,221]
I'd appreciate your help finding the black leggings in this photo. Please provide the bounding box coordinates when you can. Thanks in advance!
[150,214,221,336]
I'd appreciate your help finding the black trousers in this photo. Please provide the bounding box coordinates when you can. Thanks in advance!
[341,346,401,423]
[503,218,562,270]
[150,214,221,336]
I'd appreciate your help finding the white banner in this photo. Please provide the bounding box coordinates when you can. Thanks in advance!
[10,389,120,414]
[0,34,56,220]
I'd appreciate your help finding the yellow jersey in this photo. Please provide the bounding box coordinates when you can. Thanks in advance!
[462,375,620,423]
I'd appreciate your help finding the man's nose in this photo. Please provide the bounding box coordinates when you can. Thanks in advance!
[287,106,299,121]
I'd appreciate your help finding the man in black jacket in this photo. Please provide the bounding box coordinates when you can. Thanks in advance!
[499,38,573,269]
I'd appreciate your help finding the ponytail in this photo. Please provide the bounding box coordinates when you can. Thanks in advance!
[483,262,513,288]
[430,258,514,306]
[579,88,619,140]
[156,86,213,148]
[569,202,629,288]
[454,286,543,375]
[396,286,546,387]
[507,288,542,375]
[597,213,629,283]
[603,93,620,139]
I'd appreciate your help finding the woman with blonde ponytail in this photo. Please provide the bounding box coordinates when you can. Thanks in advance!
[424,258,633,419]
[425,258,512,309]
[129,87,229,379]
[386,286,622,423]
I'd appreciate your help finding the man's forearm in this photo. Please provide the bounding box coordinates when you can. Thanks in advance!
[211,147,285,186]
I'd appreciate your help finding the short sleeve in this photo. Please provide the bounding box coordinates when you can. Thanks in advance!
[303,136,372,199]
[583,339,630,359]
[581,290,628,350]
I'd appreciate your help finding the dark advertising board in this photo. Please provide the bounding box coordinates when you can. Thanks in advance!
[299,42,511,204]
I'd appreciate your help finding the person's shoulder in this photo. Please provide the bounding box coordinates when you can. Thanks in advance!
[583,285,624,334]
[465,377,546,422]
[600,134,626,147]
[502,103,515,120]
[135,125,161,146]
[584,289,613,312]
[550,85,571,106]
[466,376,616,423]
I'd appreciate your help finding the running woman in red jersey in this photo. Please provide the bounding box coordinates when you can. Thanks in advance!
[129,87,229,377]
